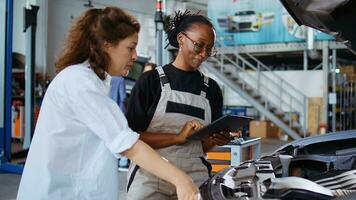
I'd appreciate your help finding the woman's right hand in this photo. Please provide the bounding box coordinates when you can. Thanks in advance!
[175,174,201,200]
[176,119,203,144]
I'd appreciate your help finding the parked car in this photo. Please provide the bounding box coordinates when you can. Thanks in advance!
[227,10,262,32]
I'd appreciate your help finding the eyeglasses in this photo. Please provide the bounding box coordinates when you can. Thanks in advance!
[181,32,217,57]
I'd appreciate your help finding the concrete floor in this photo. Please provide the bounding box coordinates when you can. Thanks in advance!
[0,138,288,200]
[0,170,128,200]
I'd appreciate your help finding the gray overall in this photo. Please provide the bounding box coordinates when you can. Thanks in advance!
[127,66,212,200]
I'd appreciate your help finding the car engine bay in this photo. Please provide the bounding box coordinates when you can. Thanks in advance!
[200,131,356,200]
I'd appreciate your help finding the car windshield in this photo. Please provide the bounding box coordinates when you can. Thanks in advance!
[236,11,255,15]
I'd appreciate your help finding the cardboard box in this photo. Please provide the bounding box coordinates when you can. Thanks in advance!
[340,65,356,75]
[347,74,356,82]
[249,120,280,138]
[308,97,323,135]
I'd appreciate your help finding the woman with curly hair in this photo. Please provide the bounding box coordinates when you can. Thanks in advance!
[17,7,201,200]
[126,10,231,199]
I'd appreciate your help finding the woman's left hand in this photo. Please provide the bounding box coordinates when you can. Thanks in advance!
[209,132,231,146]
[202,131,243,151]
[209,130,242,146]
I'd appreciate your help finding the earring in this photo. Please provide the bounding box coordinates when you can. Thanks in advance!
[179,45,182,52]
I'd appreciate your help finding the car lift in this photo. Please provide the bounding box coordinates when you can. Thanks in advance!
[0,0,39,174]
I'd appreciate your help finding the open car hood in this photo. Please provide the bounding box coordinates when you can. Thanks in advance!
[280,0,356,54]
[200,131,356,199]
[274,130,356,155]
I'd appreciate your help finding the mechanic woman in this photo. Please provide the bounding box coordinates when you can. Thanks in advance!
[126,11,232,199]
[16,7,200,200]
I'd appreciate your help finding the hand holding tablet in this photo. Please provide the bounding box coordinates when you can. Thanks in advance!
[187,115,253,141]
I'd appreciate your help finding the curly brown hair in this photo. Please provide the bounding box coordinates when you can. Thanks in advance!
[55,7,140,80]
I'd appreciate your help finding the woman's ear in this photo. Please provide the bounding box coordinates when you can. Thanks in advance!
[103,41,112,52]
[177,32,184,46]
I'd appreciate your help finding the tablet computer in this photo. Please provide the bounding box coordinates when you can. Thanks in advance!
[187,115,253,141]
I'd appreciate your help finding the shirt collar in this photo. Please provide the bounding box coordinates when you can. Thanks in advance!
[83,60,90,68]
[83,60,111,87]
[104,72,112,88]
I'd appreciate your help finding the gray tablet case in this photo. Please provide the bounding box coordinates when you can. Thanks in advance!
[187,115,253,141]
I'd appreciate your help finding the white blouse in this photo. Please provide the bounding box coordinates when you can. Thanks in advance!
[17,61,139,200]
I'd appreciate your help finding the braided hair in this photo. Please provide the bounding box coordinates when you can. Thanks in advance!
[165,10,214,48]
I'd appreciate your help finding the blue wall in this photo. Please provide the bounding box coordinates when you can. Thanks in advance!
[208,0,333,45]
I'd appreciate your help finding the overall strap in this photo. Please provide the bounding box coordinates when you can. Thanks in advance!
[156,66,170,88]
[200,73,210,98]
